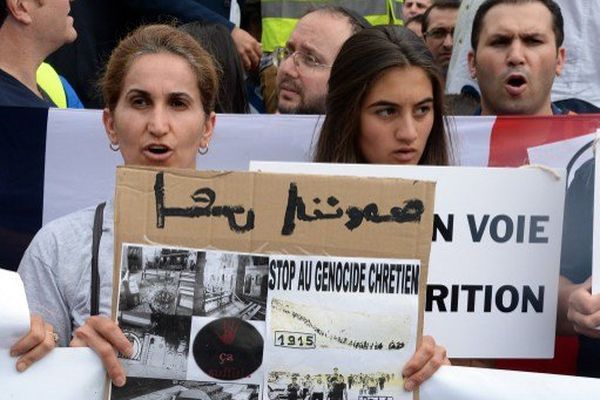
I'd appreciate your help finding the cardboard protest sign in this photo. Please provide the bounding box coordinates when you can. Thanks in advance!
[250,162,565,358]
[112,166,436,400]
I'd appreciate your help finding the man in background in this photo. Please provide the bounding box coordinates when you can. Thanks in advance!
[402,0,432,20]
[467,0,565,116]
[275,7,369,115]
[0,0,77,107]
[422,0,460,81]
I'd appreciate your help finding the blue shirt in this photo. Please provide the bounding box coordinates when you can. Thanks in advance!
[0,68,53,108]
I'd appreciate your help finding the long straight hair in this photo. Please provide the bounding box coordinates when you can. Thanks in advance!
[315,26,450,166]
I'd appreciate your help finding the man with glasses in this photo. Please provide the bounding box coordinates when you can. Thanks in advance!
[422,0,460,81]
[274,6,369,115]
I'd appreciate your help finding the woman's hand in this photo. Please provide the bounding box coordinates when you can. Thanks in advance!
[10,314,57,372]
[69,316,133,387]
[402,335,450,391]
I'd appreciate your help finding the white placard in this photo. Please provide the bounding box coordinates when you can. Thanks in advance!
[421,365,600,400]
[0,269,30,348]
[250,162,566,358]
[0,270,105,400]
[528,133,595,187]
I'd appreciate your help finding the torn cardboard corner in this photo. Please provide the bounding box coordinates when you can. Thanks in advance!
[113,166,436,323]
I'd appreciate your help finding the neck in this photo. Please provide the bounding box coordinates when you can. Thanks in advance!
[480,102,554,117]
[0,22,49,97]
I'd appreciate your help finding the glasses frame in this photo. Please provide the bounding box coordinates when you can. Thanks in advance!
[424,27,455,41]
[272,47,332,71]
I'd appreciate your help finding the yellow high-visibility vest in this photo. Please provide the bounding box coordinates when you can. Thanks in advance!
[36,62,67,108]
[261,0,404,52]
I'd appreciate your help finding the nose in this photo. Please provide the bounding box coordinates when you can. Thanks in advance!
[506,40,525,66]
[442,31,454,49]
[278,53,300,79]
[394,115,418,144]
[148,105,169,137]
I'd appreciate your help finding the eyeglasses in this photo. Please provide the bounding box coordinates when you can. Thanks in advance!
[272,47,332,71]
[424,27,455,41]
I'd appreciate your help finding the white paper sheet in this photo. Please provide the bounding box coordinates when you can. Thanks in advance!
[0,269,30,348]
[421,365,600,400]
[0,269,106,400]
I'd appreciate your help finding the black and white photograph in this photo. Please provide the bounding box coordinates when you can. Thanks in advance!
[270,298,413,351]
[194,252,269,321]
[118,245,201,379]
[266,368,401,400]
[118,244,269,384]
[112,377,259,400]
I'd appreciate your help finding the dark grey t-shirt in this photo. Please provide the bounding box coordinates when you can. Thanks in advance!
[560,159,600,377]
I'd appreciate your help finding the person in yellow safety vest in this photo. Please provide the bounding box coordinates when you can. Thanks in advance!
[261,0,404,53]
[36,63,84,109]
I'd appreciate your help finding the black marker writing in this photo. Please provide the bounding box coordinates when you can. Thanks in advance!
[281,182,425,235]
[154,172,255,233]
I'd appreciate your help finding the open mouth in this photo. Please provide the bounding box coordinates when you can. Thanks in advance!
[504,74,527,96]
[506,75,526,89]
[147,145,170,155]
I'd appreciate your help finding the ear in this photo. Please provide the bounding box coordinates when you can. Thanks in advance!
[555,47,566,77]
[102,108,119,146]
[467,50,477,79]
[199,111,216,149]
[6,0,34,24]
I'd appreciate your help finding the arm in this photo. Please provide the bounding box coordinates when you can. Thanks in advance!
[18,209,131,386]
[557,160,597,335]
[123,0,261,70]
[18,229,72,348]
[401,335,450,392]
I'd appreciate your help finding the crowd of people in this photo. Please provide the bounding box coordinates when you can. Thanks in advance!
[272,299,406,351]
[269,369,395,400]
[2,0,600,392]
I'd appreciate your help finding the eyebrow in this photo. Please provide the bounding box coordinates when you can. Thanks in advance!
[125,88,150,97]
[299,42,326,61]
[367,97,434,108]
[125,88,194,99]
[487,30,547,40]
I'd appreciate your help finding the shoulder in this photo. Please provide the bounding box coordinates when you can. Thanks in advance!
[20,204,108,269]
[0,69,50,108]
[38,206,98,239]
[570,158,595,191]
